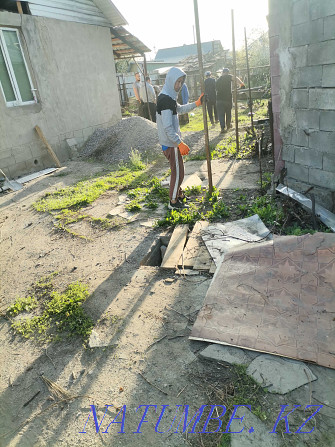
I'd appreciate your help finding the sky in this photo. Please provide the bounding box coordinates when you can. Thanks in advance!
[112,0,269,60]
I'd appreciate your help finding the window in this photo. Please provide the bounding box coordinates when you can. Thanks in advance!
[0,28,36,107]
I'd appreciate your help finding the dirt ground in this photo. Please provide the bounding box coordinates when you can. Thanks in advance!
[0,128,334,447]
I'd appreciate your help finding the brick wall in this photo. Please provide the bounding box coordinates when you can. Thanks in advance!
[269,0,335,208]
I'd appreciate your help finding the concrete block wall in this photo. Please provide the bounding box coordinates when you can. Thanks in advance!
[269,0,335,208]
[0,12,121,179]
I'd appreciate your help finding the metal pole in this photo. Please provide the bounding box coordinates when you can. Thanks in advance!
[244,27,255,134]
[143,53,152,121]
[193,0,213,193]
[231,10,239,152]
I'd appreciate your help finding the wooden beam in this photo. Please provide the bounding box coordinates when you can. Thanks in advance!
[17,1,23,14]
[161,225,189,269]
[34,125,61,168]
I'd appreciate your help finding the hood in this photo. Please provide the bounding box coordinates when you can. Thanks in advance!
[161,67,186,100]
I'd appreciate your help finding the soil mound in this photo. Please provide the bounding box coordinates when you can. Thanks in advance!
[80,116,160,164]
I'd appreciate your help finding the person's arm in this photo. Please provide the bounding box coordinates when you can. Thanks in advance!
[177,93,204,115]
[235,76,245,88]
[133,83,140,102]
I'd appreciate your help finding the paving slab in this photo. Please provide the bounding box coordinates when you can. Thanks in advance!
[191,233,335,369]
[200,344,253,366]
[246,355,317,394]
[230,407,281,447]
[202,215,272,266]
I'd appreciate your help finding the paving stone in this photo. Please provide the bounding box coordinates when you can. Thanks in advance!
[246,355,317,394]
[230,407,281,447]
[200,344,253,366]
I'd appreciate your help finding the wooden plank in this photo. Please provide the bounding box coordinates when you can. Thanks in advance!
[193,244,213,271]
[161,225,189,269]
[181,221,209,268]
[34,125,61,168]
[17,1,23,14]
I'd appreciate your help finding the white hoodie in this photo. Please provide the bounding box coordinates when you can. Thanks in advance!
[156,67,196,148]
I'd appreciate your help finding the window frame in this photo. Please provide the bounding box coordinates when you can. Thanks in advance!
[0,27,37,107]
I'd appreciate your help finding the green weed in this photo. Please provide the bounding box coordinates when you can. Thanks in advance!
[8,278,93,342]
[129,149,146,171]
[7,296,38,316]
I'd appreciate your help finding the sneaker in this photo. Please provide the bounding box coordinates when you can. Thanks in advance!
[168,200,189,210]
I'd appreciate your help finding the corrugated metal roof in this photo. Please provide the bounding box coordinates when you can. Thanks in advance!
[155,41,223,63]
[27,0,127,27]
[111,26,151,59]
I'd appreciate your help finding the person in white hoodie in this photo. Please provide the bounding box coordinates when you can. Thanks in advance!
[156,67,204,210]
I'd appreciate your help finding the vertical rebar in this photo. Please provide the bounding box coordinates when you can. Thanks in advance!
[244,27,254,134]
[231,10,239,152]
[193,0,213,193]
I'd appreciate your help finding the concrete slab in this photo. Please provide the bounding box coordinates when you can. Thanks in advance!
[230,407,281,447]
[246,355,317,394]
[181,173,203,189]
[200,344,253,366]
[202,215,272,266]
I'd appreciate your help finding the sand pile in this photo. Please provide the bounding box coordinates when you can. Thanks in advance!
[80,116,160,164]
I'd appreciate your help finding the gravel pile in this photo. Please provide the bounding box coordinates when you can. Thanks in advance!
[80,116,160,164]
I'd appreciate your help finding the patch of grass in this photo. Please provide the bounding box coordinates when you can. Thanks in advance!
[33,169,147,212]
[7,277,93,342]
[244,195,284,229]
[157,187,230,227]
[7,296,38,316]
[128,149,146,171]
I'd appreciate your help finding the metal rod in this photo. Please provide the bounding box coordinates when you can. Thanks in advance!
[244,27,254,134]
[142,54,152,121]
[231,10,239,152]
[193,0,213,194]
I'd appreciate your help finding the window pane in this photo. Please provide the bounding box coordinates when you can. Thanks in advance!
[3,30,33,102]
[0,45,16,102]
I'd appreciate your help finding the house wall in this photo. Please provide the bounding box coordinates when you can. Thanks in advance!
[0,11,121,179]
[268,0,335,209]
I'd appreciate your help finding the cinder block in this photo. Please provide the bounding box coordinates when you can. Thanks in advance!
[323,153,335,172]
[309,167,335,189]
[309,0,321,20]
[309,131,335,152]
[295,147,323,168]
[320,2,335,17]
[292,0,309,25]
[309,88,335,110]
[309,18,325,43]
[272,94,280,113]
[289,46,308,68]
[322,64,335,87]
[282,145,295,162]
[271,76,280,95]
[308,41,335,65]
[291,128,309,147]
[320,111,335,131]
[268,14,280,38]
[324,15,335,40]
[291,89,309,108]
[270,56,280,77]
[285,161,309,182]
[292,23,310,46]
[269,35,279,56]
[292,66,322,87]
[296,109,320,129]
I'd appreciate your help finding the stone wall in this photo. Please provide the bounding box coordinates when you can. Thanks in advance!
[268,0,335,209]
[0,12,121,179]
